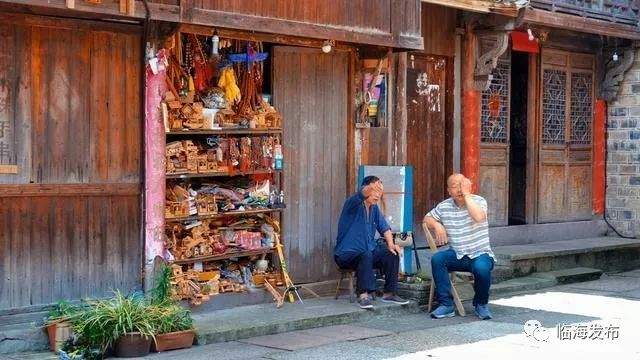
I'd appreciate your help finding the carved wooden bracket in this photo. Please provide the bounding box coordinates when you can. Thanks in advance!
[474,31,510,91]
[601,43,638,102]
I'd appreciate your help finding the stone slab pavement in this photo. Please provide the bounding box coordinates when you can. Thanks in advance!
[8,269,640,360]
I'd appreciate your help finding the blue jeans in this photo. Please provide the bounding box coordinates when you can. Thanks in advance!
[335,244,399,295]
[431,248,494,307]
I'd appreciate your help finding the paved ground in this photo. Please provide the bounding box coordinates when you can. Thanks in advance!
[7,269,640,360]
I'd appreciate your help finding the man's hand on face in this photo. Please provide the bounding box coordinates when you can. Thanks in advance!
[460,176,472,196]
[434,223,448,246]
[362,181,384,199]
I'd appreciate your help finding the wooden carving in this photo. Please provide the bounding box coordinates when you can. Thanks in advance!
[475,31,510,91]
[601,44,638,102]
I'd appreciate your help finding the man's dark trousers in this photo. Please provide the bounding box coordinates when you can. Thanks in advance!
[334,243,399,295]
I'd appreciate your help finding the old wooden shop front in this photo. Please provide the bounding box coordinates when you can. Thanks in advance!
[0,0,424,312]
[450,0,640,230]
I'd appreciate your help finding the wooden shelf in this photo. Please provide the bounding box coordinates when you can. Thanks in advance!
[171,247,274,265]
[166,208,282,223]
[166,169,279,179]
[166,128,282,135]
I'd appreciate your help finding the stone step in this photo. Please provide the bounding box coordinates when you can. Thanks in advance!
[489,220,608,246]
[193,297,420,345]
[493,236,640,277]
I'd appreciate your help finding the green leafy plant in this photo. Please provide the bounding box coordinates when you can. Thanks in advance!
[151,304,194,334]
[150,264,173,306]
[46,300,81,324]
[72,291,157,354]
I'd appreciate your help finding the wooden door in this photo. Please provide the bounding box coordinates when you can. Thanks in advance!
[0,15,142,311]
[537,49,594,222]
[272,47,349,283]
[479,54,511,227]
[406,54,450,240]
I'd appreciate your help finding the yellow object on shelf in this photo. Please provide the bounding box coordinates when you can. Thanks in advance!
[218,67,241,104]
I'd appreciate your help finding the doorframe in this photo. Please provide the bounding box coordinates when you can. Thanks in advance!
[526,52,540,224]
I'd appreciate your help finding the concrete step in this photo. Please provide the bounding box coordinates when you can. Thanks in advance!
[193,297,420,345]
[493,236,640,277]
[489,220,608,246]
[0,324,49,355]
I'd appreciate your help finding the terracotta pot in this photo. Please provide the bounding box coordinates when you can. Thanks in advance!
[46,320,73,352]
[152,329,195,352]
[114,332,152,358]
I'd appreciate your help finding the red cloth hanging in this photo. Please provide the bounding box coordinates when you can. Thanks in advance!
[511,31,540,53]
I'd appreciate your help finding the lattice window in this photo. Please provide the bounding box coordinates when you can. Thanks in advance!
[570,73,593,145]
[481,60,510,143]
[542,69,567,145]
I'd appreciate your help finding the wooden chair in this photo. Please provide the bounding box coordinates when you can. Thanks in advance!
[422,222,470,316]
[334,268,356,303]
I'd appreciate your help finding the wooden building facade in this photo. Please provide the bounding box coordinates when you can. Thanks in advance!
[0,0,425,312]
[454,0,640,229]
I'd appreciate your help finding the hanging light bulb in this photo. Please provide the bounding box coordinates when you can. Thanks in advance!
[527,28,535,41]
[322,40,334,53]
[211,31,220,56]
[613,50,619,62]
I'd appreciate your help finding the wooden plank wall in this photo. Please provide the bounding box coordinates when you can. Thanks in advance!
[194,0,392,32]
[420,3,456,57]
[273,47,349,283]
[0,15,142,311]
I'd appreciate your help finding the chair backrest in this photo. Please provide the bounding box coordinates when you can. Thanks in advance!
[421,222,439,253]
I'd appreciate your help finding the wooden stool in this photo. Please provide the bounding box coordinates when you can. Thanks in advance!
[334,268,356,303]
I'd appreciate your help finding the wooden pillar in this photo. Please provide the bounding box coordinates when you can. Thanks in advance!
[461,27,481,192]
[392,52,408,166]
[144,57,167,291]
[593,99,606,215]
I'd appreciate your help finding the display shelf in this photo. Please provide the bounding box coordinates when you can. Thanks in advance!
[171,247,274,265]
[166,128,282,135]
[166,208,282,223]
[166,169,278,179]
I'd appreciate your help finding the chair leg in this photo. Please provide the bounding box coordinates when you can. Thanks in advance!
[348,272,355,303]
[450,283,466,317]
[449,274,466,316]
[335,273,343,300]
[427,278,435,313]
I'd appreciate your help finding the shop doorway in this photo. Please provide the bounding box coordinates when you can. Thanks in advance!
[508,51,529,225]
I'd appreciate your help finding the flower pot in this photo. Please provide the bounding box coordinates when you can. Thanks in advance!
[114,332,152,357]
[152,329,195,352]
[45,320,73,352]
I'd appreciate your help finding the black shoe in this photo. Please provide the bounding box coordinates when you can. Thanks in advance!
[358,296,374,310]
[381,294,410,305]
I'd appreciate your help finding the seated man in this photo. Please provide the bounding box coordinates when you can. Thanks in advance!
[423,173,495,320]
[334,175,410,309]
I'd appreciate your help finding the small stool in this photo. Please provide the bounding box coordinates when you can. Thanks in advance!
[334,268,356,303]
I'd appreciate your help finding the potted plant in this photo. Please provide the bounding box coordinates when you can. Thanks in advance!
[45,300,78,352]
[151,304,195,352]
[149,263,196,352]
[73,291,156,358]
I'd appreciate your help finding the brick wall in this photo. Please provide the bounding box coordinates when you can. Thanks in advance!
[606,50,640,238]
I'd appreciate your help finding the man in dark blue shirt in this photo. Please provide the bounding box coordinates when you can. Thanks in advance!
[334,176,410,309]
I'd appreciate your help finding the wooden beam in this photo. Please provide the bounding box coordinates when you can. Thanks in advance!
[0,184,140,197]
[461,26,481,193]
[592,100,606,215]
[391,52,408,165]
[185,8,424,51]
[421,0,519,17]
[0,0,424,49]
[524,8,640,40]
[0,9,143,33]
